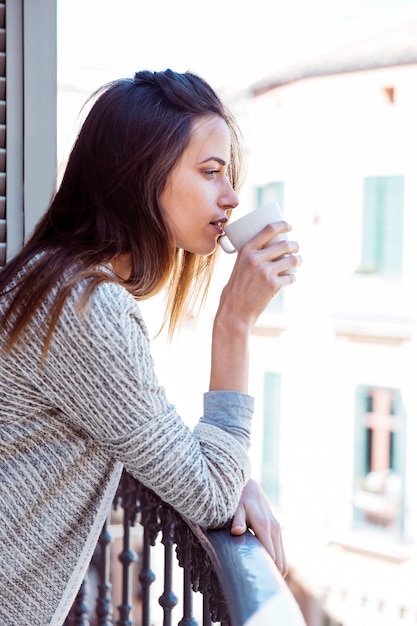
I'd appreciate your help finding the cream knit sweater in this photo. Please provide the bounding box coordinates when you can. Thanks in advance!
[0,276,253,626]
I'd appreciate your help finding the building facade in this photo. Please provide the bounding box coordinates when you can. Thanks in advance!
[226,16,417,626]
[148,13,417,626]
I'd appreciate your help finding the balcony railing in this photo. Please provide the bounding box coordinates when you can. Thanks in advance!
[64,470,306,626]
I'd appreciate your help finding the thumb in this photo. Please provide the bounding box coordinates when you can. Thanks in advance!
[230,502,247,536]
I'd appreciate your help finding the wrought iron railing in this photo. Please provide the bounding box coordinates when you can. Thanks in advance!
[64,470,306,626]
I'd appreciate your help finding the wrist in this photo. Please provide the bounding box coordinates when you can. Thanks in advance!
[210,312,250,392]
[212,308,251,339]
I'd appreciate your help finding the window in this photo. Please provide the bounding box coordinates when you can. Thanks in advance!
[359,176,404,276]
[353,385,405,539]
[256,181,285,210]
[261,372,281,506]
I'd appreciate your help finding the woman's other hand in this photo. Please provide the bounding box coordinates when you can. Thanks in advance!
[231,479,288,577]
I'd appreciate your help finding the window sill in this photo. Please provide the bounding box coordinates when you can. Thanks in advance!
[328,530,412,562]
[332,313,414,344]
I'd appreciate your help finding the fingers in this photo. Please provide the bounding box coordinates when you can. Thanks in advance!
[218,225,301,330]
[248,509,288,576]
[230,480,289,577]
[271,519,288,577]
[258,522,288,577]
[239,224,302,279]
[248,513,276,562]
[246,220,292,250]
[274,249,303,277]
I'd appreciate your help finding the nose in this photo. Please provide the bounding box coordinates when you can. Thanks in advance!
[219,179,239,211]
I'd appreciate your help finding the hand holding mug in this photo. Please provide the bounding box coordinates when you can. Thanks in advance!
[219,201,298,275]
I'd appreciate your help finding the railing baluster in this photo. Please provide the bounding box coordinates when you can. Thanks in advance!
[137,480,161,626]
[139,524,155,626]
[159,506,177,626]
[64,578,89,626]
[173,518,228,625]
[96,518,113,626]
[116,505,136,626]
[202,595,212,626]
[178,567,198,626]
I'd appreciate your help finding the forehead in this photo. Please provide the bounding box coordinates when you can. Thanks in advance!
[187,115,231,159]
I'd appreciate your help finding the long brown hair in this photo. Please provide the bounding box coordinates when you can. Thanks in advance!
[0,69,244,353]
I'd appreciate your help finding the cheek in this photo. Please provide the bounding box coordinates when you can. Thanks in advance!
[159,184,177,225]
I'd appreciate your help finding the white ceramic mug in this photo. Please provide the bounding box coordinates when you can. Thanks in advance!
[219,201,296,274]
[219,201,288,253]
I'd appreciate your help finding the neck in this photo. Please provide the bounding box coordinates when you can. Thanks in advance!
[111,254,132,280]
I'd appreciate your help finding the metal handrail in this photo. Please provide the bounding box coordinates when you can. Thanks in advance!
[65,470,306,626]
[197,525,306,626]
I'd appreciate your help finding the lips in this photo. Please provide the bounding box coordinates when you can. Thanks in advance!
[210,219,227,236]
[210,217,228,227]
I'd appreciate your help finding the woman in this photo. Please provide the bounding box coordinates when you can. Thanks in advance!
[0,69,301,625]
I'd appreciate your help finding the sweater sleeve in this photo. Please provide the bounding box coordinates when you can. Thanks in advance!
[200,390,253,450]
[27,282,253,527]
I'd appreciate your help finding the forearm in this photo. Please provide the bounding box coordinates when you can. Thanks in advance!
[209,310,250,393]
[209,227,297,392]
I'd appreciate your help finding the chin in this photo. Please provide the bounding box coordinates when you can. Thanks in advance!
[181,241,218,256]
[203,243,219,256]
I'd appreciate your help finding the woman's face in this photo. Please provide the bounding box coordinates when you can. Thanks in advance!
[159,115,239,255]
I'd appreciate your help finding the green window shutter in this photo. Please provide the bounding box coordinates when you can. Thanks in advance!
[361,176,404,276]
[261,372,281,506]
[391,391,406,535]
[383,176,404,274]
[354,386,369,478]
[353,385,370,526]
[257,181,285,210]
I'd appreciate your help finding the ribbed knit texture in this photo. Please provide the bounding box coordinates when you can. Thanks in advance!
[0,275,253,626]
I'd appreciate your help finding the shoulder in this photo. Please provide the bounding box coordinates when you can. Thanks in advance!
[58,277,150,349]
[90,280,141,317]
[39,278,157,384]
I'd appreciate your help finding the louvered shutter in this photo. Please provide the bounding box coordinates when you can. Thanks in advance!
[1,0,56,268]
[0,2,5,266]
[3,0,25,267]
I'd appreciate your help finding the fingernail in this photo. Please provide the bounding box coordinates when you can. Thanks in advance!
[233,524,245,531]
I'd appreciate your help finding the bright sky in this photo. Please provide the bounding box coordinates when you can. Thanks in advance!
[58,0,417,94]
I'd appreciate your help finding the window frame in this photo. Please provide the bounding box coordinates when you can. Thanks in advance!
[353,384,406,540]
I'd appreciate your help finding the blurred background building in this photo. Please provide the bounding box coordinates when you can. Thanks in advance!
[140,10,417,626]
[234,14,417,625]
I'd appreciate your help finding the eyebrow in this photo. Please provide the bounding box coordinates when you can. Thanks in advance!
[198,157,227,166]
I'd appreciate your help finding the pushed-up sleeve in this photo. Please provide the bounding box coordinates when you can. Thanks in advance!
[31,282,253,527]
